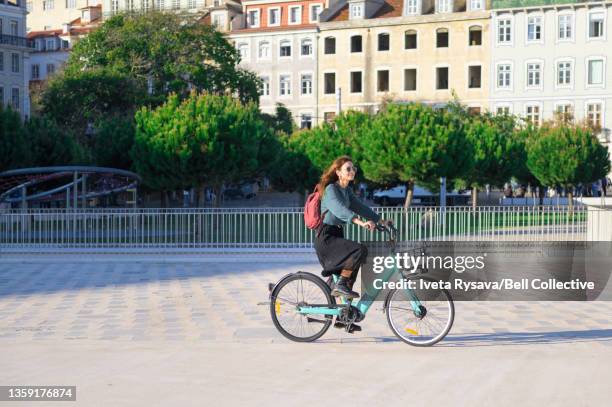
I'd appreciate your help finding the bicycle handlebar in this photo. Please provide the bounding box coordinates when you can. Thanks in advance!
[375,222,398,241]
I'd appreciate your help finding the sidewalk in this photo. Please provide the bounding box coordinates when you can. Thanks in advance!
[1,255,611,406]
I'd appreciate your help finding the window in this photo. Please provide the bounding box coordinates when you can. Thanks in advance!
[127,0,136,10]
[310,5,322,22]
[188,0,196,8]
[586,103,602,128]
[378,33,390,51]
[212,14,226,28]
[496,106,510,115]
[406,0,418,14]
[213,0,221,6]
[31,64,40,80]
[351,35,362,53]
[11,53,19,73]
[324,73,335,94]
[260,77,270,96]
[237,43,249,60]
[279,40,292,57]
[324,37,336,54]
[46,39,56,50]
[377,70,389,92]
[10,20,18,36]
[469,26,482,46]
[301,74,312,95]
[437,0,451,13]
[324,112,336,123]
[436,67,449,89]
[42,0,54,10]
[11,88,19,111]
[404,69,417,91]
[405,30,417,49]
[497,64,511,88]
[468,65,481,88]
[279,75,291,96]
[436,29,449,47]
[557,61,571,86]
[301,114,313,129]
[468,107,481,115]
[558,15,572,40]
[350,3,363,19]
[46,63,55,76]
[172,0,179,9]
[498,18,512,43]
[258,42,270,59]
[248,10,260,27]
[0,53,3,72]
[527,16,542,41]
[589,12,604,39]
[269,8,281,26]
[525,105,540,125]
[27,1,33,11]
[301,39,312,56]
[469,0,482,10]
[0,87,3,107]
[526,62,541,87]
[288,6,300,24]
[587,59,604,85]
[555,104,573,123]
[350,71,362,93]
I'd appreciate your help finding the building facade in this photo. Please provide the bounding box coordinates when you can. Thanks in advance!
[27,6,101,85]
[317,0,491,121]
[101,0,219,18]
[1,0,31,117]
[229,0,325,128]
[490,0,612,149]
[26,0,100,32]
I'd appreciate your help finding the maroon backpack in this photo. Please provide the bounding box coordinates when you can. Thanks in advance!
[304,186,328,230]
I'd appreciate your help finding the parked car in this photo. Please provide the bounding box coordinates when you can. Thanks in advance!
[372,185,471,206]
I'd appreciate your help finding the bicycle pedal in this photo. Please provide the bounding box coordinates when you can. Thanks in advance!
[346,324,362,334]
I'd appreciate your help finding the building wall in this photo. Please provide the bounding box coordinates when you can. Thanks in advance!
[243,0,325,28]
[0,1,30,117]
[317,10,490,119]
[101,0,214,18]
[26,0,96,31]
[490,1,612,143]
[29,49,69,81]
[230,28,318,127]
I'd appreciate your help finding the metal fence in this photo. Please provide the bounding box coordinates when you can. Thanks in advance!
[0,206,591,251]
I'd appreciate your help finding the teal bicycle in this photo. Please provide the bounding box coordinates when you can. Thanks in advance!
[268,224,454,346]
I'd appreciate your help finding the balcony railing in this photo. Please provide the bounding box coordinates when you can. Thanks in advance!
[492,0,586,9]
[0,34,34,49]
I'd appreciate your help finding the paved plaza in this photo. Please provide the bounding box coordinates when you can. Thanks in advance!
[1,253,611,406]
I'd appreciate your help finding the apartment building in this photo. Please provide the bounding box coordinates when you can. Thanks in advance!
[490,0,612,146]
[26,0,100,31]
[1,0,31,117]
[101,0,222,18]
[228,0,325,128]
[27,6,101,84]
[317,0,491,121]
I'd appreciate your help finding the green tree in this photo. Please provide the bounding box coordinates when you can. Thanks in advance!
[359,103,473,208]
[0,106,27,173]
[40,68,143,140]
[527,124,610,211]
[268,132,319,199]
[92,116,135,170]
[65,12,259,103]
[133,92,270,206]
[261,103,295,136]
[24,116,85,167]
[460,111,519,207]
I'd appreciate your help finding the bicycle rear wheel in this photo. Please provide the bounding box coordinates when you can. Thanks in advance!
[385,276,454,346]
[270,272,335,342]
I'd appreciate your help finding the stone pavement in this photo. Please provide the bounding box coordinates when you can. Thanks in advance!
[0,254,611,406]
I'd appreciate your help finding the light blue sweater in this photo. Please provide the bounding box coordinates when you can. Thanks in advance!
[321,183,380,226]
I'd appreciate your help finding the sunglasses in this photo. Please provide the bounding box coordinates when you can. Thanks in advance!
[343,166,358,173]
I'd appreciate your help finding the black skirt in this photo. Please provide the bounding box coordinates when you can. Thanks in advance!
[314,224,368,277]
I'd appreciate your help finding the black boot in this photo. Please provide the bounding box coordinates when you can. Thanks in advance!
[332,276,360,298]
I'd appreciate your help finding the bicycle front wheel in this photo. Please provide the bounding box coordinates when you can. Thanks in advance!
[385,276,454,347]
[270,272,335,342]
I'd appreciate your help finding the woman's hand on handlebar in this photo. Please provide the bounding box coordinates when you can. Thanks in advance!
[363,220,377,231]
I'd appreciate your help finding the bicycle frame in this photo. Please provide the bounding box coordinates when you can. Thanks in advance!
[297,225,424,318]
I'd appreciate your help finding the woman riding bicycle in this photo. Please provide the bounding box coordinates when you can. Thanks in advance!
[314,156,391,299]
